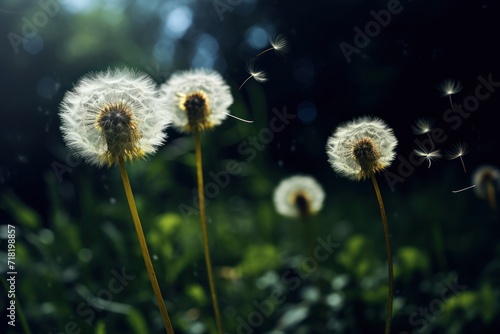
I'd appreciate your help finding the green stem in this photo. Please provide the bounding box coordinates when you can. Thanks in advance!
[370,174,393,334]
[194,129,224,334]
[119,159,175,334]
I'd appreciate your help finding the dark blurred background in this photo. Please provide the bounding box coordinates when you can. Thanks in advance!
[1,0,499,333]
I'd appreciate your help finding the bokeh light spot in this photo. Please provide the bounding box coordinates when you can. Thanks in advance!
[164,6,192,39]
[297,100,317,124]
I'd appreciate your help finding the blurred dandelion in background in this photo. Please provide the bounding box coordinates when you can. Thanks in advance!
[274,175,325,260]
[273,175,325,218]
[472,165,500,210]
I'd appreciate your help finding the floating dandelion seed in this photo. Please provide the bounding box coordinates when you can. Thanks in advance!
[438,79,462,111]
[239,60,267,90]
[59,68,175,334]
[412,117,435,149]
[446,142,468,173]
[413,147,441,168]
[472,165,500,210]
[256,33,289,57]
[326,116,397,334]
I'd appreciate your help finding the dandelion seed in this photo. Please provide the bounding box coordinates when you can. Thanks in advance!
[239,60,267,90]
[438,79,462,111]
[256,33,289,57]
[446,142,468,173]
[414,147,441,168]
[411,117,435,149]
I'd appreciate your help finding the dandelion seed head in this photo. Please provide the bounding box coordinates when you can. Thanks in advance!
[274,175,325,218]
[160,68,233,133]
[59,68,170,167]
[326,116,398,181]
[438,79,462,96]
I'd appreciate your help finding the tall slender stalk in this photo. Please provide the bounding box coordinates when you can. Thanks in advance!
[300,215,315,260]
[118,158,175,334]
[193,128,224,334]
[370,173,393,334]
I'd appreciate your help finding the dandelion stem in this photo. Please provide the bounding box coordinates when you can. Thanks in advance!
[452,184,476,193]
[459,156,466,173]
[300,214,315,260]
[370,173,393,334]
[487,181,497,210]
[118,158,175,334]
[194,129,224,334]
[224,113,254,123]
[256,47,274,57]
[448,95,455,112]
[239,76,252,90]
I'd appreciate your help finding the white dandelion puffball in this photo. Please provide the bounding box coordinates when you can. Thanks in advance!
[159,68,233,133]
[59,68,170,167]
[326,116,398,181]
[274,175,325,218]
